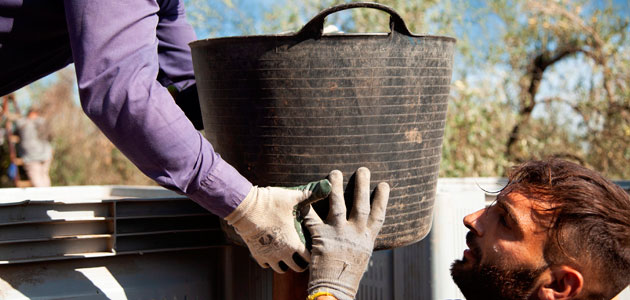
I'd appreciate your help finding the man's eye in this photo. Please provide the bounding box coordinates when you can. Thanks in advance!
[499,214,509,228]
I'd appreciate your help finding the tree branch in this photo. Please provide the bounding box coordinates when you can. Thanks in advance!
[506,48,581,158]
[527,0,605,49]
[539,97,590,124]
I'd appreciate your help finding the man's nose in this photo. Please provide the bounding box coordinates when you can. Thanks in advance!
[463,208,486,236]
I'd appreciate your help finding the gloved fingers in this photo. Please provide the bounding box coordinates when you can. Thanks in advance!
[287,178,332,207]
[350,167,372,227]
[284,252,309,273]
[326,170,347,224]
[254,251,310,274]
[268,260,286,273]
[292,251,311,269]
[289,226,312,271]
[274,216,311,273]
[368,182,390,234]
[250,253,271,270]
[267,252,310,273]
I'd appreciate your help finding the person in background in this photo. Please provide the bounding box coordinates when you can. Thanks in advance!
[15,106,53,187]
[306,159,630,300]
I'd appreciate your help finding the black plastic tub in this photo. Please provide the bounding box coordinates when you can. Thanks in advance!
[191,2,455,249]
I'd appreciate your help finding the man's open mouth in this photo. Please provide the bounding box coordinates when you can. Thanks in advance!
[463,232,480,262]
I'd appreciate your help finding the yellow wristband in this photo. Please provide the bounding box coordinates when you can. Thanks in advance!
[307,291,337,300]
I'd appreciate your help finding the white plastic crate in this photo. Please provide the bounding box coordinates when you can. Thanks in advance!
[0,186,224,264]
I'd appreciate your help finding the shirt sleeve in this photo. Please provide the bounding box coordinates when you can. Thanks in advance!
[153,0,204,129]
[62,0,252,218]
[154,0,196,91]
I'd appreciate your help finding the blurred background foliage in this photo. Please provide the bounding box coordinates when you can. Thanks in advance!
[3,0,629,187]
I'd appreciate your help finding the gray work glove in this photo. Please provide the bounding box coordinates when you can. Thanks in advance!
[224,180,331,273]
[305,168,390,300]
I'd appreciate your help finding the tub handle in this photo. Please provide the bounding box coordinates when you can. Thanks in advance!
[296,2,413,38]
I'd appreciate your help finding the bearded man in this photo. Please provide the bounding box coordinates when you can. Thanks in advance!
[305,159,629,300]
[450,159,630,300]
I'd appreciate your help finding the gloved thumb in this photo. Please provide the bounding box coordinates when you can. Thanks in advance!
[287,178,332,207]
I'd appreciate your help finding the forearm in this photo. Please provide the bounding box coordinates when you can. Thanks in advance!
[63,0,251,217]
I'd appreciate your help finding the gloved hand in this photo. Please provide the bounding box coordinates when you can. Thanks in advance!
[224,179,331,273]
[305,168,390,300]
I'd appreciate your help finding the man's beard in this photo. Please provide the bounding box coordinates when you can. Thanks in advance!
[450,232,547,300]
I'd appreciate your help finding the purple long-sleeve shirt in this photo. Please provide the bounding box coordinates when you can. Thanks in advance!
[0,0,251,217]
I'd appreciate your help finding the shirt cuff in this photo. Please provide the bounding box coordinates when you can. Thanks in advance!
[189,157,253,218]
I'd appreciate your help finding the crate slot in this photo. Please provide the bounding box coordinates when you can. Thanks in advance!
[116,228,219,237]
[115,246,223,257]
[116,215,219,234]
[0,233,113,245]
[115,213,211,220]
[0,217,112,226]
[115,231,226,252]
[115,200,209,217]
[0,237,113,262]
[0,202,112,225]
[0,220,112,242]
[0,252,118,265]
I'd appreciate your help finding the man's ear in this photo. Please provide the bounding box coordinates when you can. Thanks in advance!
[536,266,584,299]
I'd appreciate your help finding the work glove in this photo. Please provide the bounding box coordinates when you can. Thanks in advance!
[305,168,390,300]
[224,179,331,273]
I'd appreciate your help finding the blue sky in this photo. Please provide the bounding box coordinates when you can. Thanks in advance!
[184,0,629,38]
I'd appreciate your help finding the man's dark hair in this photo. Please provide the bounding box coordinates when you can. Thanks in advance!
[503,159,630,299]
